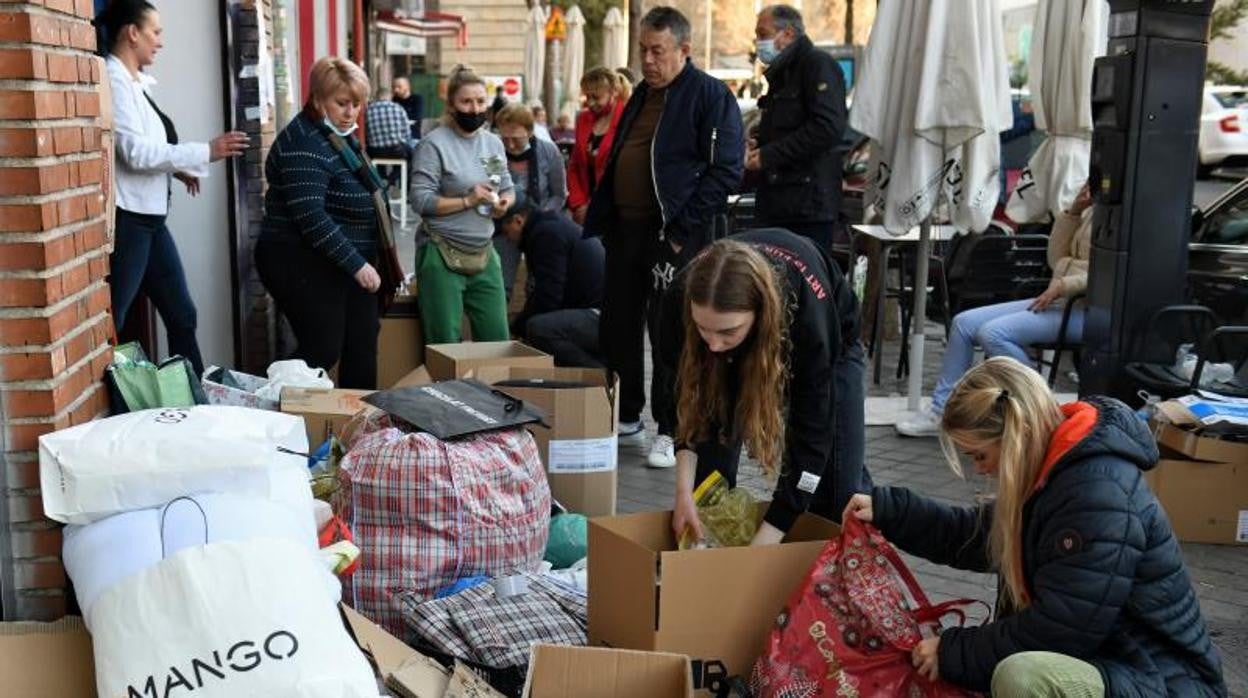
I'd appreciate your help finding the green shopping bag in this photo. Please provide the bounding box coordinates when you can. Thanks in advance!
[105,342,208,414]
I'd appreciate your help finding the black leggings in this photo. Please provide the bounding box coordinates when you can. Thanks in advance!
[255,240,380,390]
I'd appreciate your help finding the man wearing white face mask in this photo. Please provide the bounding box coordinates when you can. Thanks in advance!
[748,5,848,252]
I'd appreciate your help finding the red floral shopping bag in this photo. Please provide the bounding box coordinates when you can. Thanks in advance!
[750,515,984,698]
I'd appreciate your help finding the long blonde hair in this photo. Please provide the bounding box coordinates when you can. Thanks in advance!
[675,240,790,475]
[939,357,1064,609]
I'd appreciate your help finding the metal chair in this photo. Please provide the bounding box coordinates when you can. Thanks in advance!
[1122,305,1223,400]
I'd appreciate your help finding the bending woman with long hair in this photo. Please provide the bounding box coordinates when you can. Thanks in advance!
[844,357,1225,696]
[660,228,870,545]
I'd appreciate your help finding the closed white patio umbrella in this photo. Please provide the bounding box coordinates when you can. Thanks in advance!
[1006,0,1108,222]
[564,5,586,114]
[524,4,547,103]
[603,6,627,70]
[849,0,1013,410]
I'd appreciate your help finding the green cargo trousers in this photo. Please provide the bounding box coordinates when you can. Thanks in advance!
[416,242,510,345]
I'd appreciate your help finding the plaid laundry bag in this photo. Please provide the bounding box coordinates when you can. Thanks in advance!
[750,516,984,698]
[396,572,587,669]
[335,421,551,635]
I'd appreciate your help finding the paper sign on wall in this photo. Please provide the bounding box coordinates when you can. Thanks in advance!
[1238,510,1248,544]
[548,436,618,473]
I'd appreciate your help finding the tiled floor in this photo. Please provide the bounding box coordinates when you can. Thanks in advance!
[616,323,1247,693]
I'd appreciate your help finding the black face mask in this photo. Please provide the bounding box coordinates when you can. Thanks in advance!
[453,110,488,133]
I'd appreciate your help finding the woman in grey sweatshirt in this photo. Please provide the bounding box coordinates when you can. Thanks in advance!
[409,65,515,344]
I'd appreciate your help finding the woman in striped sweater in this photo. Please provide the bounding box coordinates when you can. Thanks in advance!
[256,57,385,389]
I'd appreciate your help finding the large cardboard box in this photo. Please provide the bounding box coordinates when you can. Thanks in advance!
[588,507,838,695]
[281,387,374,446]
[523,644,693,697]
[1144,457,1248,545]
[378,296,425,390]
[478,366,619,516]
[425,341,552,381]
[0,606,447,698]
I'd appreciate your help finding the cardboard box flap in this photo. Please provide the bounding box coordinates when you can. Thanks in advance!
[340,604,451,696]
[427,341,548,361]
[592,510,677,552]
[523,644,693,697]
[0,617,96,696]
[392,365,433,389]
[1151,419,1248,465]
[587,518,662,650]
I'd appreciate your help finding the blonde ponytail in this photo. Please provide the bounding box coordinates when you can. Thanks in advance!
[938,357,1064,609]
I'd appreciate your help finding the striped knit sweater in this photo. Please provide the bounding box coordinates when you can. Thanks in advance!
[261,113,378,275]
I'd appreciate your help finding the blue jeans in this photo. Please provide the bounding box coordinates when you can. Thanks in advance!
[932,298,1085,412]
[109,208,203,375]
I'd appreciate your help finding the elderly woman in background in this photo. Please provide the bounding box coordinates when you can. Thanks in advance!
[410,65,515,344]
[256,57,389,390]
[494,103,569,298]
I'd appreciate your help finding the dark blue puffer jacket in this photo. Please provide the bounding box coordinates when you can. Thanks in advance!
[872,397,1225,696]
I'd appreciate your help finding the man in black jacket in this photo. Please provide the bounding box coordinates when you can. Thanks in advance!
[585,6,744,468]
[499,204,605,369]
[748,5,847,251]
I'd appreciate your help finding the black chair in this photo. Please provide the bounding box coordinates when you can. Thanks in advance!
[1031,291,1086,387]
[1122,305,1223,400]
[1188,325,1248,398]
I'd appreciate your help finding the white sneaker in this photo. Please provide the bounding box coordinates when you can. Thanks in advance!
[618,421,646,446]
[896,407,941,438]
[647,434,677,469]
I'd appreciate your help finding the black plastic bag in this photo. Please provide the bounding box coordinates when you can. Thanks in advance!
[362,379,546,440]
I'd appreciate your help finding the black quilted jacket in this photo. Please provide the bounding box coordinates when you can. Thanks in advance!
[872,397,1225,696]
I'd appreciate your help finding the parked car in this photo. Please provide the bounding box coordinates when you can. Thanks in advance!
[1189,176,1248,324]
[1198,85,1248,178]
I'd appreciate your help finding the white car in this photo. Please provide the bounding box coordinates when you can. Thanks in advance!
[1198,85,1248,177]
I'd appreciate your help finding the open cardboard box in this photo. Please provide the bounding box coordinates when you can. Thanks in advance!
[281,387,374,447]
[1148,416,1248,545]
[424,341,552,381]
[588,505,838,695]
[475,366,619,516]
[523,644,693,697]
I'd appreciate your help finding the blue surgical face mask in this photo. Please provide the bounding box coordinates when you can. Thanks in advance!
[755,38,779,65]
[323,117,358,138]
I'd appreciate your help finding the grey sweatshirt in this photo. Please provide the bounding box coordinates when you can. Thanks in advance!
[410,124,514,250]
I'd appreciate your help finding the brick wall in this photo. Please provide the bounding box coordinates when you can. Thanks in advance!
[231,0,280,373]
[0,0,113,620]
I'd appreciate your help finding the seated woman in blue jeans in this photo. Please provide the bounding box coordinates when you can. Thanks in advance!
[898,185,1093,437]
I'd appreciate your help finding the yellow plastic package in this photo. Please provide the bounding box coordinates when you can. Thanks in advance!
[678,471,759,550]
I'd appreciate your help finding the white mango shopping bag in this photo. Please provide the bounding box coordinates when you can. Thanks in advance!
[39,405,309,525]
[87,536,380,698]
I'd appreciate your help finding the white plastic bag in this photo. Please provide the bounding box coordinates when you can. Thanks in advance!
[63,488,332,622]
[39,406,309,525]
[255,359,335,402]
[88,538,381,698]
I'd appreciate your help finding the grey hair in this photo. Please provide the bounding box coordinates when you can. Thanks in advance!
[641,6,691,45]
[764,5,805,36]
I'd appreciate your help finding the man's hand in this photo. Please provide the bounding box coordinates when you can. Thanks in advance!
[173,172,200,196]
[572,204,588,224]
[750,522,785,546]
[912,637,940,682]
[842,493,874,523]
[745,145,762,172]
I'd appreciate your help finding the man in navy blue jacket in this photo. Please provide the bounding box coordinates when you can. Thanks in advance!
[499,204,605,369]
[585,6,744,469]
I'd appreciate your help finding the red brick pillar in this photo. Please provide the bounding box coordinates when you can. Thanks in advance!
[0,0,114,620]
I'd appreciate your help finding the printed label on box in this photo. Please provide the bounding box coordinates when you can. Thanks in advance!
[548,436,618,473]
[1238,510,1248,544]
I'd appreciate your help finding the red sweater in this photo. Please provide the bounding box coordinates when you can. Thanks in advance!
[566,101,625,210]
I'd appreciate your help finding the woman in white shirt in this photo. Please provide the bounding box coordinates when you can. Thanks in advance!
[96,0,247,374]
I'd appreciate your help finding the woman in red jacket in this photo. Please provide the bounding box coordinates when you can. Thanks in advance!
[567,67,630,225]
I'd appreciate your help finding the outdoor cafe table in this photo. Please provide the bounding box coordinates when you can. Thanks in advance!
[850,224,963,385]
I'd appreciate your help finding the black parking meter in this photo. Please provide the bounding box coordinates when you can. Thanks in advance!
[1080,0,1214,401]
